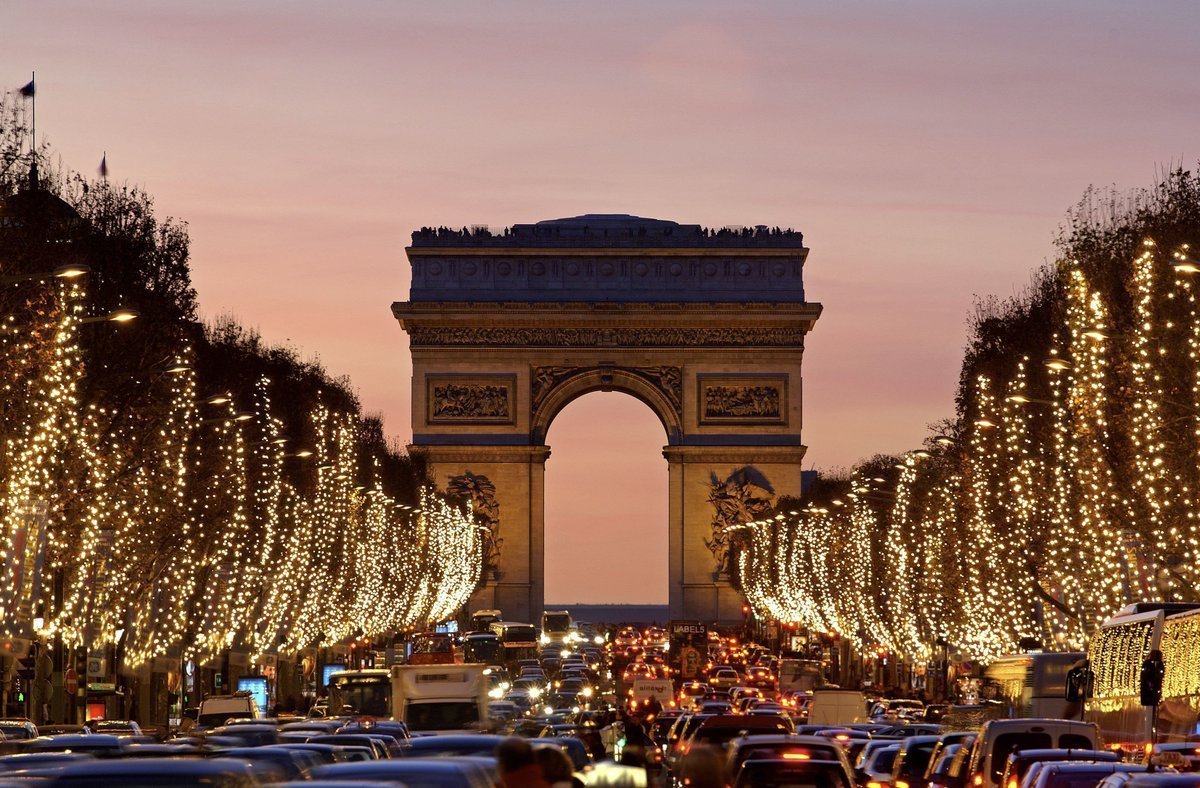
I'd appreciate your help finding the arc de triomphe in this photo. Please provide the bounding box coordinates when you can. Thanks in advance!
[393,214,821,625]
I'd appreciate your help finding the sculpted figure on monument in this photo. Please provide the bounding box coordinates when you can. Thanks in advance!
[447,471,501,575]
[706,466,775,577]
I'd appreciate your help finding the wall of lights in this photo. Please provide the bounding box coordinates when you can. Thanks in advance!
[1,279,483,668]
[738,236,1200,662]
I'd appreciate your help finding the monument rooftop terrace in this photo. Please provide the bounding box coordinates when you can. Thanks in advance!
[405,214,811,303]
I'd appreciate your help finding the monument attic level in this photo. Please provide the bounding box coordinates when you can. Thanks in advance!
[393,214,821,623]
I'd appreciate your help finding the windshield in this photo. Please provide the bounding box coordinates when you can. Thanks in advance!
[544,614,571,633]
[330,675,391,717]
[405,700,480,731]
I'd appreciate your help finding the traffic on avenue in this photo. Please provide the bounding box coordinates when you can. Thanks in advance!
[0,605,1196,787]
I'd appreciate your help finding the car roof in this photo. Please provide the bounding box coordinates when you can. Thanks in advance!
[53,757,256,776]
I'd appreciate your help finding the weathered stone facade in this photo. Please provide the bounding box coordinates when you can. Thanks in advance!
[393,215,821,625]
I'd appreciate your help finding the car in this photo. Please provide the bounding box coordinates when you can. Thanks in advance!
[311,758,492,787]
[1028,762,1146,788]
[859,744,901,788]
[1098,776,1200,788]
[686,713,795,753]
[927,743,969,788]
[871,700,926,722]
[0,752,95,774]
[1144,743,1200,772]
[878,724,947,739]
[209,723,279,746]
[726,734,855,785]
[211,746,313,780]
[710,667,741,689]
[1000,748,1121,788]
[735,757,854,788]
[196,693,260,728]
[747,666,779,691]
[0,720,37,741]
[401,733,509,758]
[967,719,1101,788]
[307,734,390,759]
[26,734,124,757]
[891,734,945,788]
[38,756,258,786]
[85,719,142,737]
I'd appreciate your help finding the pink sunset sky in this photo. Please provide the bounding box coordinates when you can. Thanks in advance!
[8,1,1198,604]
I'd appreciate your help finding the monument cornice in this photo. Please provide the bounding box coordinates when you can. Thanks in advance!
[394,300,822,323]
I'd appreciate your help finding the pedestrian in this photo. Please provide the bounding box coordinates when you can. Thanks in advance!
[533,745,581,787]
[678,744,725,788]
[496,737,552,788]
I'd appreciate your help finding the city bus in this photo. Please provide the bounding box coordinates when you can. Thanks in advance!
[1085,603,1200,747]
[980,651,1083,719]
[542,610,573,645]
[471,609,502,633]
[490,621,539,669]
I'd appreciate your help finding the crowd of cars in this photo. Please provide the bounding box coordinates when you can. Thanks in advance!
[2,624,1200,786]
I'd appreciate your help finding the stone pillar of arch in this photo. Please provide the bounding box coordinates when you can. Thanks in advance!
[393,214,821,626]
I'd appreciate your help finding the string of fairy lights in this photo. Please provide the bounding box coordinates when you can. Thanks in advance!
[0,276,483,667]
[739,238,1200,662]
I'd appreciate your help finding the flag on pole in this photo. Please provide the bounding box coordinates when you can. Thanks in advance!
[98,153,108,179]
[18,80,35,98]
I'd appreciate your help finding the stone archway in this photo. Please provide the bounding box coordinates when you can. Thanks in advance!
[393,214,821,625]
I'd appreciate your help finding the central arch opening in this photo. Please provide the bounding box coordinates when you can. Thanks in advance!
[543,391,668,609]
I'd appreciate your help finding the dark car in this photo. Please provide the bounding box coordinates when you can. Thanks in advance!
[307,734,389,759]
[892,735,945,788]
[1029,762,1146,788]
[927,744,968,788]
[736,757,853,788]
[726,734,854,785]
[41,756,257,786]
[1000,749,1122,788]
[212,746,313,780]
[0,721,38,741]
[689,713,794,752]
[401,733,507,758]
[209,723,279,746]
[27,734,124,757]
[310,759,488,787]
[0,752,94,775]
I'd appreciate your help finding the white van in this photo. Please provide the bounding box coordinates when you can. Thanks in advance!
[807,688,867,726]
[967,718,1101,788]
[197,692,261,728]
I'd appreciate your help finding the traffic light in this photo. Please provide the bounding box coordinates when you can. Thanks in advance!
[1141,650,1164,707]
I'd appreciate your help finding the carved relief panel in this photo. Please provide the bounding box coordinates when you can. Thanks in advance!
[427,374,516,424]
[697,374,788,425]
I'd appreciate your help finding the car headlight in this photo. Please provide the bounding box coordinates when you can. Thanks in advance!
[489,688,503,699]
[540,634,551,644]
[529,687,542,698]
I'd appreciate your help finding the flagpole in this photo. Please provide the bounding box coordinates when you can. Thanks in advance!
[30,71,35,160]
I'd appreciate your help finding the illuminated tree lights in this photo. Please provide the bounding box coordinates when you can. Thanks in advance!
[1,280,483,667]
[740,236,1200,661]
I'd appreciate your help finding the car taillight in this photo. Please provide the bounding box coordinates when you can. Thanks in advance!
[867,781,884,788]
[1007,779,1018,788]
[783,753,811,760]
[973,774,983,786]
[897,780,910,788]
